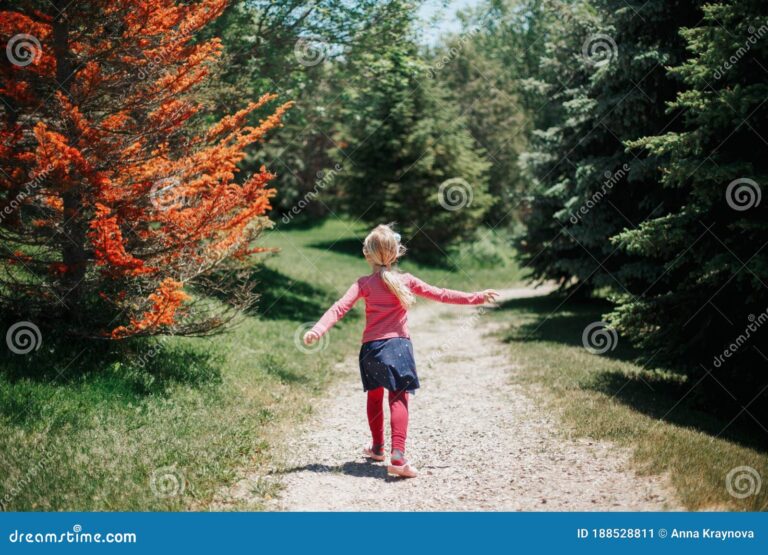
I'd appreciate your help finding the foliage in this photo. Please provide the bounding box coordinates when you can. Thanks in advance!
[514,0,698,292]
[203,0,420,224]
[434,0,547,226]
[512,0,767,418]
[0,219,524,510]
[0,0,291,338]
[609,0,768,411]
[340,35,491,263]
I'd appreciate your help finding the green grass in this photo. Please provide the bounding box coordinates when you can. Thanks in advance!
[489,293,768,511]
[0,218,521,511]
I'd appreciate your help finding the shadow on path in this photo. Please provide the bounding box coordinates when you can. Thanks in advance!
[271,461,395,481]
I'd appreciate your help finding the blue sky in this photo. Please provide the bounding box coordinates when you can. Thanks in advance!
[416,0,482,45]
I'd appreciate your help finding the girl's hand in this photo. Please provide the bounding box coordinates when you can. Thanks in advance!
[482,289,500,304]
[303,330,320,345]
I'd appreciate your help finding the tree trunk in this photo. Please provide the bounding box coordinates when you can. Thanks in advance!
[53,1,87,317]
[0,53,20,228]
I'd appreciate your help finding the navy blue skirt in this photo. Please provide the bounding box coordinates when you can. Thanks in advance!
[359,337,420,393]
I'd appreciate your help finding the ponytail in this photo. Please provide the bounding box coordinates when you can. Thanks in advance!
[363,224,415,309]
[380,266,415,309]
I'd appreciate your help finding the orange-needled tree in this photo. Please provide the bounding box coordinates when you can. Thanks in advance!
[0,0,291,338]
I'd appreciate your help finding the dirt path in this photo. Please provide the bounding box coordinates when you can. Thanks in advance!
[226,287,679,511]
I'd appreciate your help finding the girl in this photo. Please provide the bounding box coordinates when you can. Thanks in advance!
[303,224,498,478]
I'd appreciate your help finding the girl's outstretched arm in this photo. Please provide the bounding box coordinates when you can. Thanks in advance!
[304,281,361,344]
[404,274,498,305]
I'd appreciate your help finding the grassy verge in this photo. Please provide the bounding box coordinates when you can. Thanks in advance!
[488,293,768,511]
[0,219,520,511]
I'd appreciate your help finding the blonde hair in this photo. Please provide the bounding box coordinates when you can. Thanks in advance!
[362,224,415,308]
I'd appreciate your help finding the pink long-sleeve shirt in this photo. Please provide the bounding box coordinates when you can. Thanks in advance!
[310,272,485,343]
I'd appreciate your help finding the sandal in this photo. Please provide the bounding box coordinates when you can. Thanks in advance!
[362,445,386,462]
[387,460,418,478]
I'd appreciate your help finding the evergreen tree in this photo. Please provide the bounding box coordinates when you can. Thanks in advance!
[0,0,291,338]
[609,0,768,414]
[341,40,491,263]
[516,0,698,292]
[434,0,545,227]
[203,0,418,224]
[514,0,598,287]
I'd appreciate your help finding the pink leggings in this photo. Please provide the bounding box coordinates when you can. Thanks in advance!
[366,387,409,453]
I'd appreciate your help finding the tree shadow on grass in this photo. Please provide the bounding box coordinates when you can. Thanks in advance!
[272,216,329,231]
[496,292,768,452]
[307,238,364,258]
[200,264,333,322]
[497,293,639,363]
[0,333,221,408]
[585,371,768,453]
[250,265,334,321]
[258,353,312,386]
[0,339,223,430]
